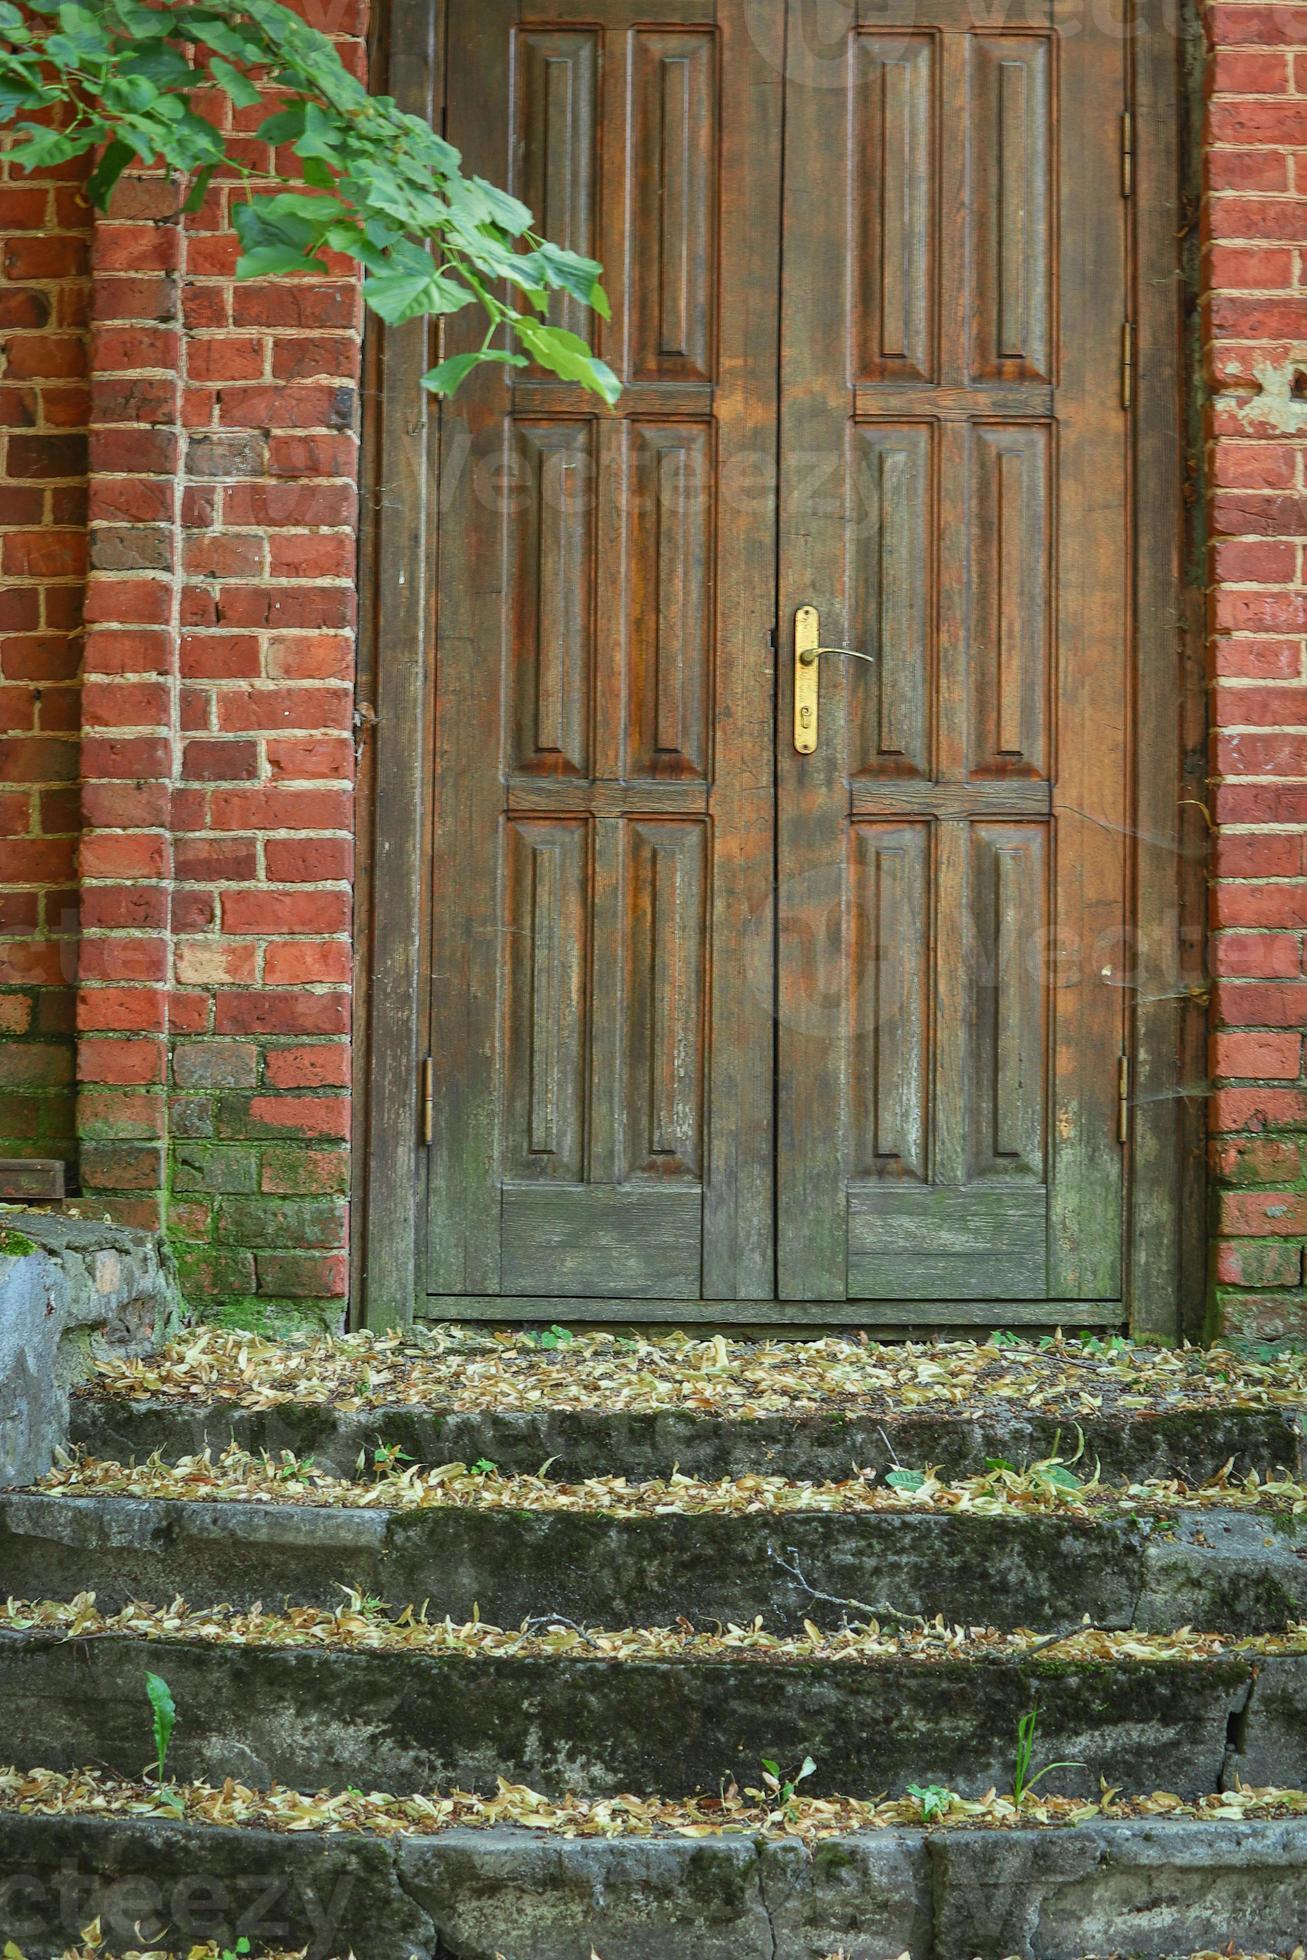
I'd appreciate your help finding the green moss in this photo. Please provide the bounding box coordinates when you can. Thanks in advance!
[0,1227,38,1258]
[195,1293,339,1340]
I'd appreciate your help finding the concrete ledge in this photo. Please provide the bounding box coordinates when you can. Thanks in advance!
[0,1628,1302,1803]
[0,1209,174,1486]
[4,1489,1306,1634]
[70,1393,1307,1485]
[0,1808,1303,1958]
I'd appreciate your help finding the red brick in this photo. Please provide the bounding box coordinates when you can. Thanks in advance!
[1211,1030,1303,1080]
[214,992,350,1035]
[1218,1190,1307,1236]
[264,837,353,882]
[246,1093,351,1137]
[221,889,350,935]
[264,940,352,985]
[263,1044,352,1088]
[77,1036,165,1085]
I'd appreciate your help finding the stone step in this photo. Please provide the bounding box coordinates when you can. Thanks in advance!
[2,1623,1304,1801]
[1,1799,1305,1959]
[70,1390,1307,1486]
[4,1488,1305,1632]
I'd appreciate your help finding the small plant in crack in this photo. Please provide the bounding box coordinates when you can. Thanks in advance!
[746,1753,817,1822]
[372,1441,414,1473]
[1012,1704,1084,1807]
[906,1781,960,1823]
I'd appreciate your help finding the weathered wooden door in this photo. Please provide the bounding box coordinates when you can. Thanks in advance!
[426,0,1130,1315]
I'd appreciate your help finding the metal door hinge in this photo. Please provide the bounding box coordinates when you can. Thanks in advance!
[421,1055,434,1147]
[1118,1053,1130,1145]
[1121,321,1134,411]
[1121,111,1133,198]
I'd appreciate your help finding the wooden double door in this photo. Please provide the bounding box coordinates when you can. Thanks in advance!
[426,0,1132,1316]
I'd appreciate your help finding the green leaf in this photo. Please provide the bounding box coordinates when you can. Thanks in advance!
[0,75,50,119]
[468,173,532,236]
[208,56,262,110]
[293,101,342,165]
[885,1467,926,1493]
[106,0,173,36]
[85,136,135,210]
[257,101,308,146]
[236,243,322,279]
[0,3,31,38]
[362,266,471,325]
[420,348,527,397]
[513,321,619,404]
[145,1670,176,1781]
[182,159,218,216]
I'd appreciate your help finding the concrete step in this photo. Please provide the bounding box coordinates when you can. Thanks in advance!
[1,1799,1305,1959]
[70,1390,1307,1485]
[4,1487,1305,1632]
[2,1622,1303,1801]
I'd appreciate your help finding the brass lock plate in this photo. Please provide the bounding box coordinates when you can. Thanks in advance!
[794,605,819,754]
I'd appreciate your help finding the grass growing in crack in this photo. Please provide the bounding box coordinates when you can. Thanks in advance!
[143,1671,184,1817]
[1012,1704,1084,1807]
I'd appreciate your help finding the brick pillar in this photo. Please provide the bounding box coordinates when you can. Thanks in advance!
[74,6,366,1327]
[1205,1,1307,1340]
[0,154,91,1172]
[76,177,185,1233]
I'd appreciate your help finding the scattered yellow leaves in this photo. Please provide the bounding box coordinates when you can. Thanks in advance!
[36,1440,1307,1521]
[85,1326,1307,1421]
[4,1590,1306,1668]
[1,1762,1304,1844]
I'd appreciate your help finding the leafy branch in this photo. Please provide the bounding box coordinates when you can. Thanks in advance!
[0,0,618,401]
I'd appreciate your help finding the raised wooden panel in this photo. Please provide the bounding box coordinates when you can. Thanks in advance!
[501,1185,701,1298]
[970,35,1053,384]
[968,821,1047,1182]
[849,423,933,778]
[848,1184,1048,1299]
[853,34,937,383]
[623,819,706,1180]
[513,31,599,343]
[502,818,589,1182]
[510,421,596,778]
[967,422,1050,779]
[850,822,930,1182]
[629,30,718,382]
[626,422,712,779]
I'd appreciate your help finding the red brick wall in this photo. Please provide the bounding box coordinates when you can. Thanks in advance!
[74,2,364,1329]
[0,152,90,1170]
[1206,0,1307,1341]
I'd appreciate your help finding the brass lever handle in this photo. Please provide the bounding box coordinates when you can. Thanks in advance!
[798,645,878,667]
[793,606,876,753]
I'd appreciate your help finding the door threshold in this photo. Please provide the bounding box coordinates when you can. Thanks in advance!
[421,1295,1124,1330]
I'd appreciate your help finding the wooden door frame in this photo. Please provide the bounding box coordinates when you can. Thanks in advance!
[351,0,1206,1337]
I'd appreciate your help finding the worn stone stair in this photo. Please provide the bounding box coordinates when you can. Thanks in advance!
[0,1329,1305,1959]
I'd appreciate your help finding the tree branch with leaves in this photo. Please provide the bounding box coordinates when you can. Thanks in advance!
[0,0,618,401]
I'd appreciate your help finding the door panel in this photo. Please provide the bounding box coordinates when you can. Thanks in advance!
[775,0,1128,1302]
[428,0,781,1302]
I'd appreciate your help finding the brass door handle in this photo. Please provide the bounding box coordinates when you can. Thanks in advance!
[793,605,876,753]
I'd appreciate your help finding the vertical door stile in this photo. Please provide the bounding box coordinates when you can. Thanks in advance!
[701,0,784,1299]
[776,2,858,1301]
[427,0,516,1296]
